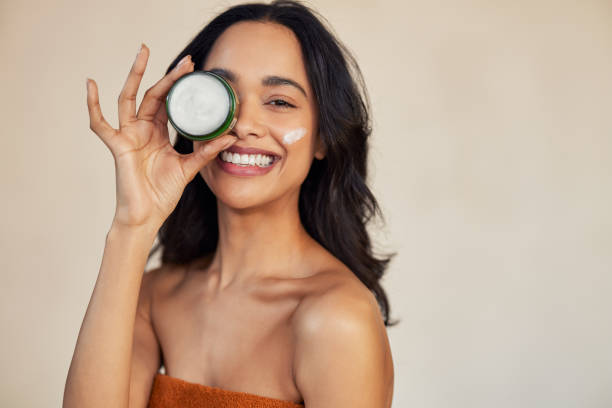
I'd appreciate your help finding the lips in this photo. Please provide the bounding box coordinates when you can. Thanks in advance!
[215,145,281,176]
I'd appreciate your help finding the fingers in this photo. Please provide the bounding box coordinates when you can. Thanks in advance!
[136,54,194,122]
[118,43,149,127]
[181,134,237,182]
[86,78,117,146]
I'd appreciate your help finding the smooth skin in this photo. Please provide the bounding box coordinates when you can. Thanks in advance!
[64,21,393,408]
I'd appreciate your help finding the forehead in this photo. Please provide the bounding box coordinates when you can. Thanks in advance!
[203,21,309,87]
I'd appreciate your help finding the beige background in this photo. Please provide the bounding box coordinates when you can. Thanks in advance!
[1,0,611,407]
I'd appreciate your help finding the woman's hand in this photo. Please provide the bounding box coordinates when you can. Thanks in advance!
[86,44,236,230]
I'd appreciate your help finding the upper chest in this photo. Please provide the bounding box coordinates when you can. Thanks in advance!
[150,269,308,395]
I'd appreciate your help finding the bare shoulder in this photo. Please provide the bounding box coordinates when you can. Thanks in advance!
[293,267,381,329]
[142,260,191,298]
[292,264,387,345]
[291,242,385,332]
[291,263,394,407]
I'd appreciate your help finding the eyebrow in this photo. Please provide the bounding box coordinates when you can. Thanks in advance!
[207,68,308,98]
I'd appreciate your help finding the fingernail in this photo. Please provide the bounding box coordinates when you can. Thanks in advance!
[137,43,143,55]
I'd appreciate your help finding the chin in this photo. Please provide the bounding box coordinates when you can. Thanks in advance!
[205,180,276,211]
[200,165,304,212]
[218,192,264,210]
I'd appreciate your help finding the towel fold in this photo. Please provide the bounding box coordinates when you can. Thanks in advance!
[148,373,305,408]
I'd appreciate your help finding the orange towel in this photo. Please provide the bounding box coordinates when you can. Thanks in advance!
[148,373,305,408]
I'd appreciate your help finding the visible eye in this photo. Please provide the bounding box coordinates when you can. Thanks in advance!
[267,99,296,109]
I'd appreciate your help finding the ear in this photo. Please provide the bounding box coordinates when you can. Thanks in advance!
[314,134,326,160]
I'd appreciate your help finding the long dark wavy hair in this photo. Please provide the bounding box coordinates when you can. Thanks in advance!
[147,0,398,327]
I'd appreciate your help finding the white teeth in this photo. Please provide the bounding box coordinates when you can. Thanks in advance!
[220,150,275,167]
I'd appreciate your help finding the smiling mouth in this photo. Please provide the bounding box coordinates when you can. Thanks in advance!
[218,150,279,167]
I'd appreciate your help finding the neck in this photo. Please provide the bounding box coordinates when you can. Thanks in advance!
[207,191,313,290]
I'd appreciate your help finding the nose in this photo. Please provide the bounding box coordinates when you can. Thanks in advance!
[230,96,266,140]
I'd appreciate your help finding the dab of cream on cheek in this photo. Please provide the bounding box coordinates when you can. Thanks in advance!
[282,127,307,145]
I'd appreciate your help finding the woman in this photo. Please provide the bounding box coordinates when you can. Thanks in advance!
[64,1,396,407]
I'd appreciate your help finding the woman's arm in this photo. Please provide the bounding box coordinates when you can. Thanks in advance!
[63,43,236,408]
[128,260,163,407]
[63,222,158,408]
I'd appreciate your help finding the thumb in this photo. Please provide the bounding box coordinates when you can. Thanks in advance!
[181,135,237,181]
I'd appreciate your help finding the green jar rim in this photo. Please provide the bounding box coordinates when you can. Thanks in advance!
[165,70,238,141]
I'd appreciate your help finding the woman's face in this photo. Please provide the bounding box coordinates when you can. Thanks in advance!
[195,21,324,210]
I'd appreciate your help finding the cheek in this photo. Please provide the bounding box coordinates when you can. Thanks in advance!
[281,127,307,146]
[279,130,317,183]
[274,125,316,168]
